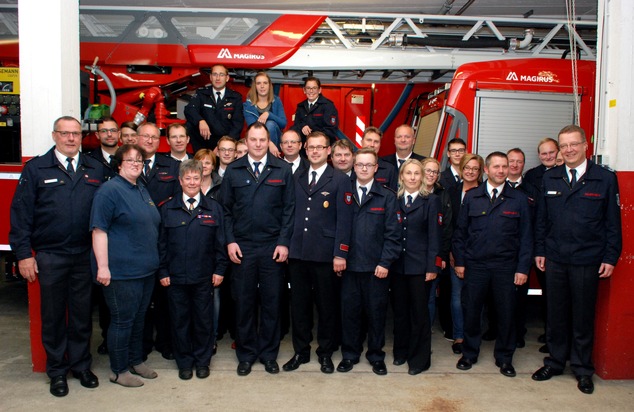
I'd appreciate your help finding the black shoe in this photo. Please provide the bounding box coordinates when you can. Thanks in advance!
[393,358,406,366]
[318,356,335,374]
[516,338,526,348]
[196,366,210,379]
[178,369,193,380]
[408,367,425,376]
[282,354,309,372]
[577,375,594,394]
[495,361,516,377]
[531,365,563,381]
[262,360,279,374]
[371,360,388,376]
[71,369,99,388]
[49,375,69,397]
[97,340,108,355]
[482,329,497,341]
[161,350,175,360]
[451,341,463,355]
[538,333,546,343]
[456,357,477,371]
[237,361,252,376]
[336,359,358,373]
[538,344,549,353]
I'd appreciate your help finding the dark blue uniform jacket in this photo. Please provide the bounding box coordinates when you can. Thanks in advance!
[184,86,244,144]
[291,94,339,144]
[347,180,401,272]
[453,182,533,275]
[289,165,353,262]
[10,148,104,260]
[220,154,295,246]
[139,153,180,207]
[158,193,228,283]
[535,161,622,266]
[391,193,442,275]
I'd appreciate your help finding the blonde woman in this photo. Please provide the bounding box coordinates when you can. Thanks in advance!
[243,72,287,156]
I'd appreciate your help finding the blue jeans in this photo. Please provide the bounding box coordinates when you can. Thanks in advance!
[103,276,154,374]
[450,266,464,340]
[265,120,282,149]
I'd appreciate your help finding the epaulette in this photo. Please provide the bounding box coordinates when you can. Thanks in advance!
[157,196,173,208]
[381,184,397,195]
[599,164,617,173]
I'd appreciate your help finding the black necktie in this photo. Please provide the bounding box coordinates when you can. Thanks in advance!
[360,186,367,204]
[570,168,577,187]
[491,188,498,204]
[398,159,405,169]
[455,174,460,183]
[308,102,313,111]
[66,157,75,176]
[216,91,222,106]
[309,171,317,190]
[406,195,413,207]
[144,159,151,176]
[109,155,116,169]
[253,162,261,179]
[509,181,518,188]
[187,197,196,211]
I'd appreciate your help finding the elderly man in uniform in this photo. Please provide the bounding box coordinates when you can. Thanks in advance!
[453,151,532,378]
[220,122,295,376]
[532,125,622,395]
[283,131,353,374]
[185,64,244,152]
[10,116,104,397]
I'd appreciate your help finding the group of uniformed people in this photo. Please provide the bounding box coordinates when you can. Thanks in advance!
[9,65,622,397]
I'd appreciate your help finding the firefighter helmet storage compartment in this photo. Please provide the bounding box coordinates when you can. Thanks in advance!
[0,67,20,164]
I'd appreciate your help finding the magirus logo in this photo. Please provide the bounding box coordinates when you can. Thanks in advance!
[506,71,554,83]
[217,48,265,60]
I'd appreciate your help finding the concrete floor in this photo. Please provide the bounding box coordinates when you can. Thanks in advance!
[0,278,632,412]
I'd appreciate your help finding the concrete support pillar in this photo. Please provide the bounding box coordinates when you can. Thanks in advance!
[19,0,80,159]
[18,0,80,372]
[593,0,634,379]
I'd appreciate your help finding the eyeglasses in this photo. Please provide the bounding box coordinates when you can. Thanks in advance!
[122,159,144,165]
[559,141,585,150]
[449,148,466,154]
[423,168,440,176]
[304,87,319,92]
[139,134,160,141]
[282,140,300,145]
[54,130,82,138]
[211,73,227,78]
[463,166,480,173]
[98,128,119,134]
[306,145,327,152]
[218,147,235,153]
[354,163,376,169]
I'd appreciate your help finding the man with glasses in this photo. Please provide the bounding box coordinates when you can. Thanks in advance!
[291,76,339,145]
[381,124,425,174]
[532,125,622,395]
[281,129,308,175]
[439,138,467,190]
[10,116,104,397]
[361,127,397,191]
[337,148,400,376]
[284,131,353,374]
[88,116,120,181]
[185,64,244,152]
[216,136,237,177]
[137,122,180,362]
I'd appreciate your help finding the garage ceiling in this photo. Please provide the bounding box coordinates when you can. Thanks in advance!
[74,0,598,20]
